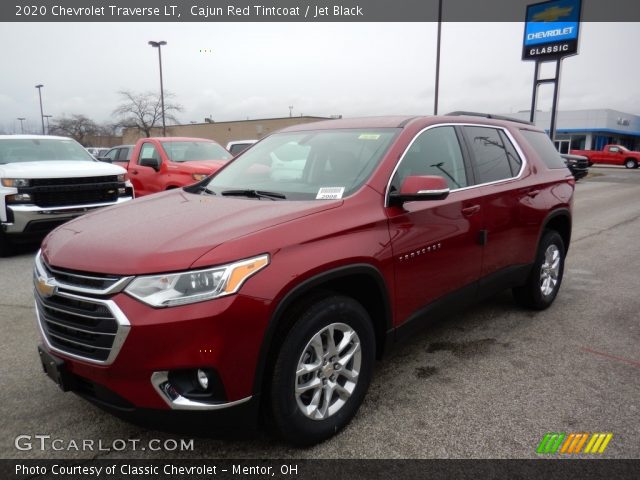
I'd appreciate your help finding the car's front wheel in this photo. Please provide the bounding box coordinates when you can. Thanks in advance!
[269,295,375,445]
[624,158,637,169]
[513,230,565,310]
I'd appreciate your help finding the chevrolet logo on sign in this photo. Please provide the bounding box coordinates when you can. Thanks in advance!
[532,6,573,21]
[36,276,57,298]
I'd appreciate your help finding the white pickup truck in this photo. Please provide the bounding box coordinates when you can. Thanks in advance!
[0,135,133,255]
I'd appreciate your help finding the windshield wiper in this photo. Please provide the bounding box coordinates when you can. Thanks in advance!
[221,189,286,200]
[200,185,217,195]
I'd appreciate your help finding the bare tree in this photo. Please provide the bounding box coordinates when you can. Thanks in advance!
[112,90,182,137]
[49,114,100,145]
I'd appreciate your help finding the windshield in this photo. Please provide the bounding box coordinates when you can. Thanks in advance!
[205,129,399,200]
[0,138,95,164]
[162,141,232,162]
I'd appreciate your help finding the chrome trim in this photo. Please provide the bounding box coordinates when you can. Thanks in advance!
[416,188,450,195]
[4,196,133,234]
[35,250,133,296]
[46,331,111,351]
[384,123,528,207]
[151,371,252,411]
[39,316,117,337]
[34,290,131,366]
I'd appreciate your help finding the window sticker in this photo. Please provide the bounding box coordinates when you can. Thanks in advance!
[316,187,345,200]
[358,134,381,140]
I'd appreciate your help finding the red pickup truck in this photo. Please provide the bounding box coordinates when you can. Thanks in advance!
[113,137,232,196]
[570,144,640,169]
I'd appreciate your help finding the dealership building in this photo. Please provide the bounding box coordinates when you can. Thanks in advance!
[503,109,640,153]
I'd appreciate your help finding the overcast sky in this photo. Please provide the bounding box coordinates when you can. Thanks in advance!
[0,22,638,133]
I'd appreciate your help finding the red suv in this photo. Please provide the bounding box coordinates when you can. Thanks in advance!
[34,113,574,445]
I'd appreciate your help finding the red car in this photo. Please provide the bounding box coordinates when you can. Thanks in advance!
[114,137,232,196]
[35,113,574,445]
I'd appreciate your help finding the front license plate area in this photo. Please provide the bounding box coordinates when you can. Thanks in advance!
[38,345,72,392]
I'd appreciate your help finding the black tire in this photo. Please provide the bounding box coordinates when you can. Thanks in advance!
[513,230,565,310]
[269,295,375,446]
[624,158,637,169]
[0,230,13,257]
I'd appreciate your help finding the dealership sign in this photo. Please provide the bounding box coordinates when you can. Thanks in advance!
[522,0,581,60]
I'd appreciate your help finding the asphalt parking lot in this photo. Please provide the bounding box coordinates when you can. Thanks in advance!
[1,166,639,459]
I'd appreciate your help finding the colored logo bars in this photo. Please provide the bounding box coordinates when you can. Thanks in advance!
[537,432,613,454]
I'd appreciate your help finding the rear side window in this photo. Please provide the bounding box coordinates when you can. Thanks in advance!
[520,130,566,169]
[464,126,522,184]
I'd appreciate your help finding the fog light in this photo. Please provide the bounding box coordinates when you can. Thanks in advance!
[196,369,209,390]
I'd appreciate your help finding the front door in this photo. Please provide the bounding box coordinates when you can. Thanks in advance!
[387,125,485,325]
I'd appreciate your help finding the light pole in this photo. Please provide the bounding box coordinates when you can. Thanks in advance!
[35,84,45,134]
[434,0,442,115]
[289,106,293,117]
[17,117,26,134]
[43,115,53,135]
[148,40,167,136]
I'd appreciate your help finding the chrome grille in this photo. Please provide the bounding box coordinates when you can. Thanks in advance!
[34,251,131,364]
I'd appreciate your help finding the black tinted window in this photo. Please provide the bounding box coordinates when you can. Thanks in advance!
[465,127,518,183]
[520,129,566,169]
[390,126,467,191]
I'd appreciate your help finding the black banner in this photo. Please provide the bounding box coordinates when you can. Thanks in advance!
[2,0,640,22]
[2,459,640,480]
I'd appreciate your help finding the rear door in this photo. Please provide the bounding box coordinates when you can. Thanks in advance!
[387,125,485,324]
[461,126,541,292]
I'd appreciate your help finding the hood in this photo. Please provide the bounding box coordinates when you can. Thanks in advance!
[42,189,341,275]
[169,160,228,173]
[0,160,126,178]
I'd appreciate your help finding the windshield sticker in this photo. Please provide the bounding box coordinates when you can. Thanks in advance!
[316,187,345,200]
[358,134,381,140]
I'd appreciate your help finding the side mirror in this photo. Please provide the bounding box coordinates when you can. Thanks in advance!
[139,157,161,171]
[96,156,112,163]
[389,175,450,206]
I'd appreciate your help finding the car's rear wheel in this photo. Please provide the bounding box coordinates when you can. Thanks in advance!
[624,158,637,169]
[513,230,565,310]
[269,295,375,445]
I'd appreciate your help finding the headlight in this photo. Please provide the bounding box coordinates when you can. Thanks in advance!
[117,174,126,182]
[1,178,30,187]
[125,254,269,307]
[192,173,208,181]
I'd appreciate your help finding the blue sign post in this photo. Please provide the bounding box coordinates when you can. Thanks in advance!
[523,0,582,141]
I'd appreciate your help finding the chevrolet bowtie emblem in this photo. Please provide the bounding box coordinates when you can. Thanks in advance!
[36,276,57,298]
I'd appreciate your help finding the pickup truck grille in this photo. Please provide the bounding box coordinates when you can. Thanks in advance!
[21,176,123,208]
[34,252,131,365]
[30,175,119,187]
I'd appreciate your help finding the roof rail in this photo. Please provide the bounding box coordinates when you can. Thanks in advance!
[445,111,533,126]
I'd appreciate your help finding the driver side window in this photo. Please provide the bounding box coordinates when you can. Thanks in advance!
[140,143,159,161]
[390,126,468,192]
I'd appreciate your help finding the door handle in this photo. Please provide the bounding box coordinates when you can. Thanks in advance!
[462,205,481,216]
[526,189,540,198]
[131,169,139,175]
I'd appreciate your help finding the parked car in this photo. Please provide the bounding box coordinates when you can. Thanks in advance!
[0,135,133,255]
[85,147,109,158]
[112,137,232,197]
[570,144,640,169]
[226,139,257,156]
[34,113,574,445]
[99,145,134,163]
[561,153,589,181]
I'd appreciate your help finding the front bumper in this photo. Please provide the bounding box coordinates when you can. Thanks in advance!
[34,255,272,412]
[3,196,133,235]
